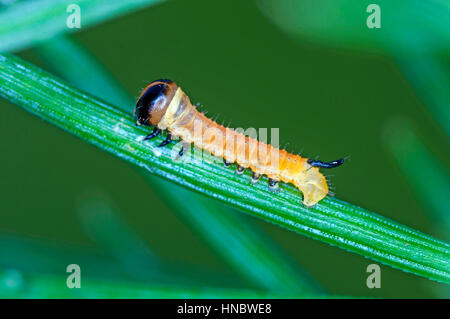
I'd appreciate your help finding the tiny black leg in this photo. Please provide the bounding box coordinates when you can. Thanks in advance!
[178,147,184,157]
[236,165,245,174]
[268,178,279,190]
[158,134,173,147]
[144,128,161,140]
[223,159,231,167]
[251,172,260,184]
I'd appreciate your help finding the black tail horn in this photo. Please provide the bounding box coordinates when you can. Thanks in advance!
[307,158,345,169]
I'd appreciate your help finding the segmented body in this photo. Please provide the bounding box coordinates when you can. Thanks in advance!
[135,79,343,206]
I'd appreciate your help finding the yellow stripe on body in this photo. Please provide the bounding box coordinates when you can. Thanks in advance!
[158,87,184,130]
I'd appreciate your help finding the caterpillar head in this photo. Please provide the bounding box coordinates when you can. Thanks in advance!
[294,167,329,206]
[134,79,179,126]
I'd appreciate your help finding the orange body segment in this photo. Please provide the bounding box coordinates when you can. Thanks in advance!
[135,81,336,206]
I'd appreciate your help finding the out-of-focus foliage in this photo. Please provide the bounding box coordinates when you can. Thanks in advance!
[0,0,165,52]
[384,119,450,241]
[258,0,450,54]
[0,269,334,299]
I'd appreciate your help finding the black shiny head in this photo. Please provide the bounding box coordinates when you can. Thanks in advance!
[307,158,345,169]
[134,79,174,126]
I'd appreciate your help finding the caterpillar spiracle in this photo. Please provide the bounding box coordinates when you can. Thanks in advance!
[134,79,344,206]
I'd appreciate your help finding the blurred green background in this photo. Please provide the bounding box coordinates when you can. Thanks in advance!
[0,0,449,298]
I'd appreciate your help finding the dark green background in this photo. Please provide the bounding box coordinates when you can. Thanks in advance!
[1,0,448,297]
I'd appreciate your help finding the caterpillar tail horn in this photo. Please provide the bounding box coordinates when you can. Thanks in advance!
[307,158,345,169]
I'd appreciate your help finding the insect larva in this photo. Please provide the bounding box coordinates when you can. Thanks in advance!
[134,79,344,206]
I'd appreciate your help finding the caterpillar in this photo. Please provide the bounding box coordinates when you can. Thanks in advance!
[134,79,344,206]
